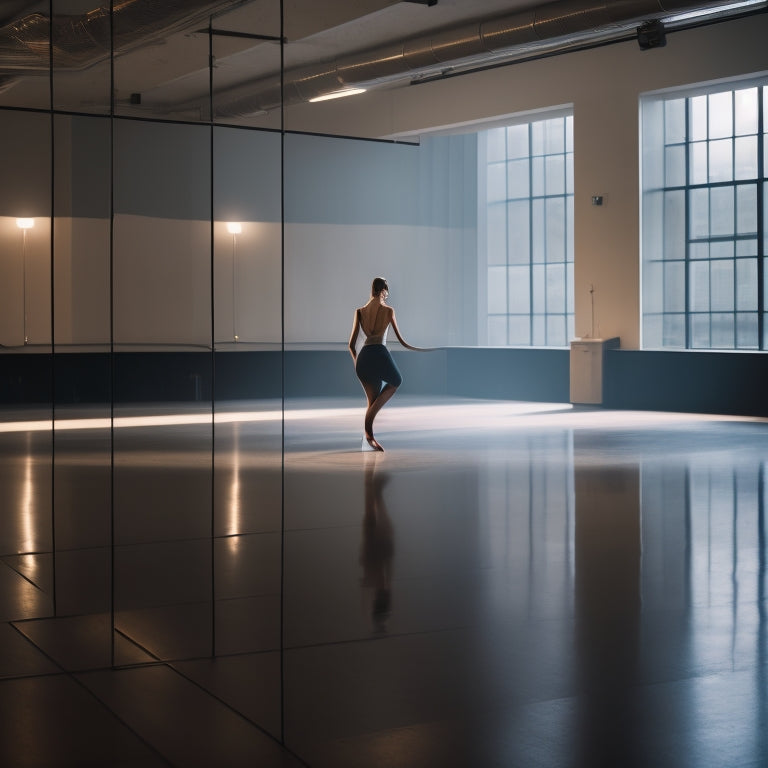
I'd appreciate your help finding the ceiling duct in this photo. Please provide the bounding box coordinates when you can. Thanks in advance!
[0,0,246,75]
[211,0,759,116]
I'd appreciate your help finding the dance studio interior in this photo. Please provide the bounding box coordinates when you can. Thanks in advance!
[1,1,768,766]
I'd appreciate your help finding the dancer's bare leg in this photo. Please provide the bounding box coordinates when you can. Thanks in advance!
[364,384,398,451]
[360,382,383,450]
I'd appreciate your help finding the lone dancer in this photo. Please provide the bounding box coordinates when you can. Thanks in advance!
[349,277,422,451]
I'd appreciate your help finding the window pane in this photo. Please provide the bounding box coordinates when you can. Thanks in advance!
[565,152,574,194]
[736,258,757,311]
[690,95,708,141]
[532,264,546,313]
[546,315,566,346]
[710,240,733,261]
[765,184,768,256]
[710,186,734,236]
[531,199,545,263]
[643,262,664,313]
[546,197,566,263]
[488,315,507,345]
[532,314,546,346]
[507,200,530,264]
[508,315,530,345]
[565,115,574,152]
[764,258,768,317]
[545,154,565,195]
[736,313,758,348]
[736,238,757,257]
[689,261,710,311]
[664,190,685,260]
[711,312,734,347]
[690,313,710,347]
[545,118,565,154]
[664,262,685,312]
[690,141,708,185]
[488,267,507,313]
[566,196,574,263]
[531,156,545,197]
[644,314,663,347]
[734,136,757,180]
[734,88,758,136]
[508,266,530,312]
[566,261,574,313]
[689,187,710,239]
[665,98,686,144]
[710,260,734,312]
[736,184,757,235]
[506,124,529,159]
[708,91,732,139]
[531,121,545,155]
[643,190,664,257]
[665,144,686,187]
[708,138,733,183]
[507,158,530,199]
[487,203,506,265]
[487,162,506,202]
[487,128,506,162]
[664,314,685,347]
[546,264,565,310]
[690,242,709,259]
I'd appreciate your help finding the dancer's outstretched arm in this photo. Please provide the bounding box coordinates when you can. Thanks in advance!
[389,309,436,352]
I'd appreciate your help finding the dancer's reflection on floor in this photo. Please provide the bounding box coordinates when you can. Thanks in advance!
[359,456,394,633]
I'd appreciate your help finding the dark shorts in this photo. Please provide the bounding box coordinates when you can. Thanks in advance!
[356,344,403,390]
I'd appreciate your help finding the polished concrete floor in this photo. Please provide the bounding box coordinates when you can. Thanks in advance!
[0,395,766,767]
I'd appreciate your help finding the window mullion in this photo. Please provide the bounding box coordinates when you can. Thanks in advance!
[685,96,692,348]
[758,85,765,350]
[528,125,534,346]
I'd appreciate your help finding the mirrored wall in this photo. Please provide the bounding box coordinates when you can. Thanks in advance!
[0,0,487,750]
[0,0,286,736]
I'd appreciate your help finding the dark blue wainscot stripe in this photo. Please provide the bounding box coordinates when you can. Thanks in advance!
[604,349,768,417]
[446,347,571,402]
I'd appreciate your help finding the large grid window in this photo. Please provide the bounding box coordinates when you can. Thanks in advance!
[480,114,574,346]
[642,82,768,349]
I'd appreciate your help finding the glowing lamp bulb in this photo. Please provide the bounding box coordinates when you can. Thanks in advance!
[17,218,34,229]
[226,222,242,234]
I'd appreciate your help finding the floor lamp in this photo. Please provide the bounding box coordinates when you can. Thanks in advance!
[17,218,34,345]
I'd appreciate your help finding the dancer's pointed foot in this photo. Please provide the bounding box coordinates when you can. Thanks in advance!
[363,433,384,452]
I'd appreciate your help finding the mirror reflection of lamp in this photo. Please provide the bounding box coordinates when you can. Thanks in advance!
[226,222,242,342]
[16,218,34,345]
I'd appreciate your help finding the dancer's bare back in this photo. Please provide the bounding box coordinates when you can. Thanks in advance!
[357,299,392,341]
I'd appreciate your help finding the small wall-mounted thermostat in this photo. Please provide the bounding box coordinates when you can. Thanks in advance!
[591,195,603,206]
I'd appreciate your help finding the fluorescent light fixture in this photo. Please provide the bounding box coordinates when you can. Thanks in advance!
[226,222,242,234]
[664,0,765,23]
[16,218,34,229]
[309,87,367,103]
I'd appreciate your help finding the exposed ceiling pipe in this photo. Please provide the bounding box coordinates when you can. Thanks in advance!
[0,0,247,75]
[211,0,760,116]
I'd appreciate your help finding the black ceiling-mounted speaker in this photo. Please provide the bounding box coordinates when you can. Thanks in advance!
[637,19,666,50]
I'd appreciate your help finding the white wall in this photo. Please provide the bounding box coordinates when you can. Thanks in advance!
[283,132,478,348]
[285,13,768,349]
